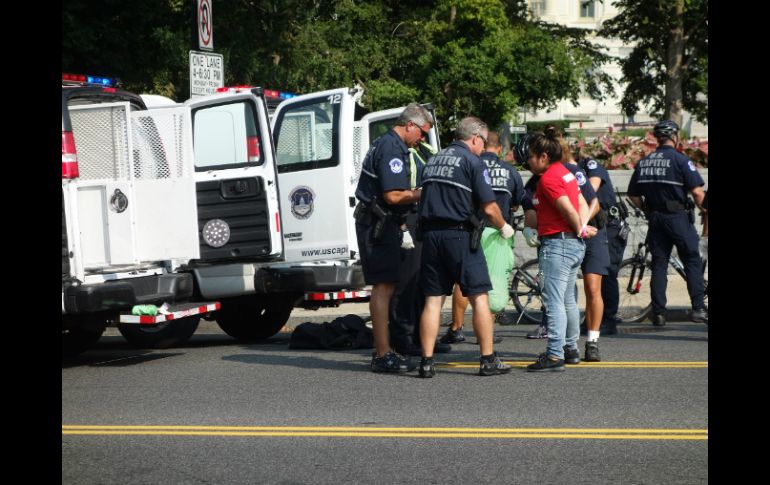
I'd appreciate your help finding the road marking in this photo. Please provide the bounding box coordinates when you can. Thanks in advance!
[62,425,707,440]
[439,361,707,369]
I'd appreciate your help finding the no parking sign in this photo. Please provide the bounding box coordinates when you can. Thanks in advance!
[197,0,213,51]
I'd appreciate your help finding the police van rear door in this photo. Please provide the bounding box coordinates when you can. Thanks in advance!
[359,104,441,155]
[183,91,283,262]
[271,88,357,262]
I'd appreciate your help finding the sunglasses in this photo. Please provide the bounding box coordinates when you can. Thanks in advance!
[476,133,488,145]
[412,121,430,139]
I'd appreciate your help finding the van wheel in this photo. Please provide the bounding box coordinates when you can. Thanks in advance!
[62,327,104,358]
[118,317,200,349]
[216,293,299,341]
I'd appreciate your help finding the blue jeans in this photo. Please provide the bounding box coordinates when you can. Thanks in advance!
[539,237,586,359]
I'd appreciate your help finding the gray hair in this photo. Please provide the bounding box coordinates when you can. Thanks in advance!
[395,103,434,127]
[455,117,487,141]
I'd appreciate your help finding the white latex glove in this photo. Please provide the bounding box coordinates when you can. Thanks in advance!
[500,223,515,240]
[699,236,708,259]
[401,230,415,249]
[523,227,540,247]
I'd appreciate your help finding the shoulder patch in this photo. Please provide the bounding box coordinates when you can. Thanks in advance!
[575,171,587,186]
[483,168,492,185]
[562,172,576,183]
[587,160,598,170]
[688,160,697,171]
[389,158,404,174]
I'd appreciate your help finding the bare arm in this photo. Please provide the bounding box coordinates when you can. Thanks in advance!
[629,195,643,210]
[383,189,421,206]
[555,195,584,234]
[524,209,537,229]
[690,186,705,210]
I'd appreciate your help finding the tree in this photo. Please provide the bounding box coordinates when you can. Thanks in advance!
[599,0,708,125]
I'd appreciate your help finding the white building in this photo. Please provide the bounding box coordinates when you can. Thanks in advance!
[524,0,707,138]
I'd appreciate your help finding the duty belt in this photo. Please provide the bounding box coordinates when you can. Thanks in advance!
[421,219,474,232]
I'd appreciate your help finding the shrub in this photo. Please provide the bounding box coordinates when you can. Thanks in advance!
[572,132,708,169]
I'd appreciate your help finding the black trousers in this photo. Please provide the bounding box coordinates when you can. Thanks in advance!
[601,220,628,322]
[388,211,424,351]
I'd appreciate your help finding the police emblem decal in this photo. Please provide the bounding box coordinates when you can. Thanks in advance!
[587,160,598,170]
[575,171,587,186]
[289,186,316,219]
[688,161,697,171]
[389,158,404,173]
[483,169,492,185]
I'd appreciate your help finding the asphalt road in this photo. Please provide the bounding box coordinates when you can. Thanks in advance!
[62,306,708,485]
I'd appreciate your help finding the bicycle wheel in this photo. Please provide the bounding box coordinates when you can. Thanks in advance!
[616,257,653,323]
[510,258,544,325]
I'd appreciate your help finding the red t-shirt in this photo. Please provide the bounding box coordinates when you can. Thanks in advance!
[533,162,580,236]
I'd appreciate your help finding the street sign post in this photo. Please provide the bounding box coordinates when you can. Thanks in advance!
[510,124,527,133]
[189,51,223,97]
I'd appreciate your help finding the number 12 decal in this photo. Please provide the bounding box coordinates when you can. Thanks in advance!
[327,94,342,104]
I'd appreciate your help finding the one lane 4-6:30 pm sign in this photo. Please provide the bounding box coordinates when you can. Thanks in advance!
[189,50,223,97]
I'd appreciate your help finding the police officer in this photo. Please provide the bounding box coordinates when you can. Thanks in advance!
[627,120,708,325]
[576,156,628,338]
[417,117,515,378]
[441,131,523,344]
[388,131,452,357]
[575,151,616,362]
[354,103,434,373]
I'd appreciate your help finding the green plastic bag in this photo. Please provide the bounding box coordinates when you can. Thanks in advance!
[480,227,514,314]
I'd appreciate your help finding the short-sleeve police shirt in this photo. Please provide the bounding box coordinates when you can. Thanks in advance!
[480,152,524,224]
[419,141,496,222]
[579,158,617,209]
[627,146,704,211]
[355,129,413,214]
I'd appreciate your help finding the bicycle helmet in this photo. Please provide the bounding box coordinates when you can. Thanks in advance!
[514,133,531,168]
[653,120,679,140]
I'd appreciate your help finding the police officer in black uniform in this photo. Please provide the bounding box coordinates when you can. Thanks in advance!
[354,103,434,373]
[417,117,515,378]
[577,157,628,336]
[627,120,708,325]
[440,131,524,344]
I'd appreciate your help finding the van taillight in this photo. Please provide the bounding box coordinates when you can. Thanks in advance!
[247,136,260,163]
[61,131,79,179]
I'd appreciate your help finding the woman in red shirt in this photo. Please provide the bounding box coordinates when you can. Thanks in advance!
[526,127,597,372]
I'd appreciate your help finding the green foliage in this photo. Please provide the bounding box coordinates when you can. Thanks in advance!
[62,0,615,138]
[525,120,579,133]
[574,132,707,170]
[599,0,708,123]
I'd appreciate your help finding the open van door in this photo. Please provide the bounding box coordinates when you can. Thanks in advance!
[184,91,283,265]
[359,103,441,156]
[271,88,360,262]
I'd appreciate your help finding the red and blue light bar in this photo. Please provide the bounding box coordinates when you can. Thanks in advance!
[62,73,116,87]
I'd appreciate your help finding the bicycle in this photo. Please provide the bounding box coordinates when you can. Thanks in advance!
[616,201,708,323]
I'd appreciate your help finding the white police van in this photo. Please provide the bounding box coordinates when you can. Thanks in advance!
[61,74,217,355]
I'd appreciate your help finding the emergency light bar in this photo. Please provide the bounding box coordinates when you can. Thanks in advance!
[62,73,116,87]
[216,86,297,99]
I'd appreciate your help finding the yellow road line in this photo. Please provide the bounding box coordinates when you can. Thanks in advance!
[62,425,707,440]
[440,361,707,368]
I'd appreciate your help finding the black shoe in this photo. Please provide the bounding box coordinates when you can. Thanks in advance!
[495,312,517,325]
[584,341,601,362]
[418,357,436,378]
[440,327,466,344]
[371,351,415,373]
[479,352,512,376]
[651,314,666,327]
[526,325,548,339]
[691,308,708,324]
[398,341,452,357]
[526,353,565,372]
[563,345,580,365]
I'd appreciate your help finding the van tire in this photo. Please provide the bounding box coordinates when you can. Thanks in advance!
[216,294,299,341]
[117,316,200,349]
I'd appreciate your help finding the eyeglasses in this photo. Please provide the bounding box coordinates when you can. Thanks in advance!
[476,133,488,145]
[412,121,430,139]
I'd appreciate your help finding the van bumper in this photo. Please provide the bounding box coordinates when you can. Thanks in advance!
[62,273,193,314]
[254,264,365,293]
